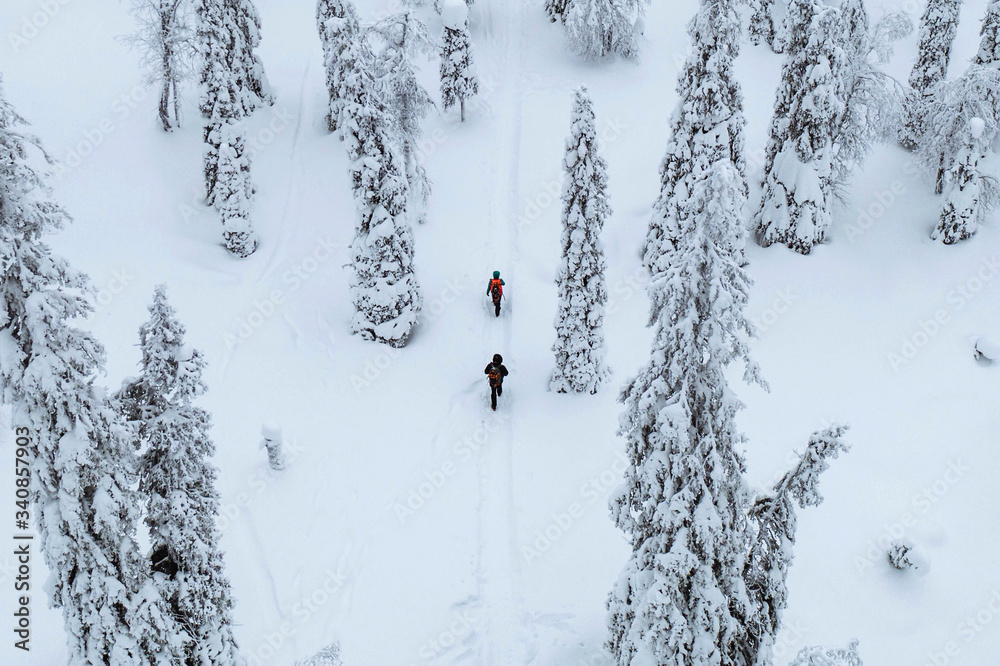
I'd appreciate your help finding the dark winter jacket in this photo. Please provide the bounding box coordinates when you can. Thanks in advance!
[484,362,508,385]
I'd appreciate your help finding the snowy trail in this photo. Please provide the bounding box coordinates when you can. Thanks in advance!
[475,0,528,663]
[255,57,312,288]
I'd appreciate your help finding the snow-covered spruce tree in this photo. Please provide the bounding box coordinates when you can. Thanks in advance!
[125,0,197,131]
[741,426,850,666]
[546,0,570,22]
[977,0,1000,65]
[117,286,242,665]
[608,158,765,666]
[748,0,779,50]
[199,0,266,256]
[196,0,273,121]
[369,11,435,223]
[339,37,422,346]
[317,0,361,133]
[935,117,995,243]
[772,0,819,54]
[919,65,1000,241]
[550,88,611,395]
[209,118,258,257]
[901,0,962,149]
[643,0,746,278]
[0,76,182,665]
[754,7,847,254]
[440,0,479,122]
[563,0,647,61]
[830,2,912,191]
[759,0,818,176]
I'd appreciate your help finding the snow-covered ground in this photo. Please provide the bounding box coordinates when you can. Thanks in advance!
[1,0,999,664]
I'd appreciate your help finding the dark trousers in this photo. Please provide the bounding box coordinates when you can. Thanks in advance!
[493,297,501,317]
[490,381,503,409]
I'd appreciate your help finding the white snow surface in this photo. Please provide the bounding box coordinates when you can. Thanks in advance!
[441,0,469,31]
[261,421,283,440]
[974,334,1000,361]
[1,0,999,665]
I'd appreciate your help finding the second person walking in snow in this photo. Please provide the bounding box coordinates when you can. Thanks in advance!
[484,354,508,411]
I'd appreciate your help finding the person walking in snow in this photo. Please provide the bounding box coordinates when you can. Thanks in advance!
[487,270,505,317]
[484,353,509,411]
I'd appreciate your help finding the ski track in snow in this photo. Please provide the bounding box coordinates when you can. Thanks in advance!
[475,1,528,663]
[256,58,311,288]
[244,503,288,622]
[217,59,311,386]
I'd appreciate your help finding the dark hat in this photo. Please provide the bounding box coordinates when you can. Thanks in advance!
[493,353,503,364]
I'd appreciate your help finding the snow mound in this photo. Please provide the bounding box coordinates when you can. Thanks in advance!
[970,117,986,140]
[974,335,1000,361]
[261,421,283,440]
[442,0,469,30]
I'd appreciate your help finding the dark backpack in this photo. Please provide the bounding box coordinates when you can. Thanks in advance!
[488,367,501,384]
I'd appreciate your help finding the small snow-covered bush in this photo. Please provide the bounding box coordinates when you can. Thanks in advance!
[887,539,916,570]
[789,640,863,666]
[295,642,342,665]
[975,335,1000,361]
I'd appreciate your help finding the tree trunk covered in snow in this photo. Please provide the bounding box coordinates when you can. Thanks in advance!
[901,0,962,150]
[977,0,1000,65]
[754,6,846,254]
[563,0,646,60]
[440,4,479,123]
[317,0,361,134]
[934,118,991,244]
[919,66,1000,243]
[158,5,178,130]
[125,0,194,131]
[550,88,611,395]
